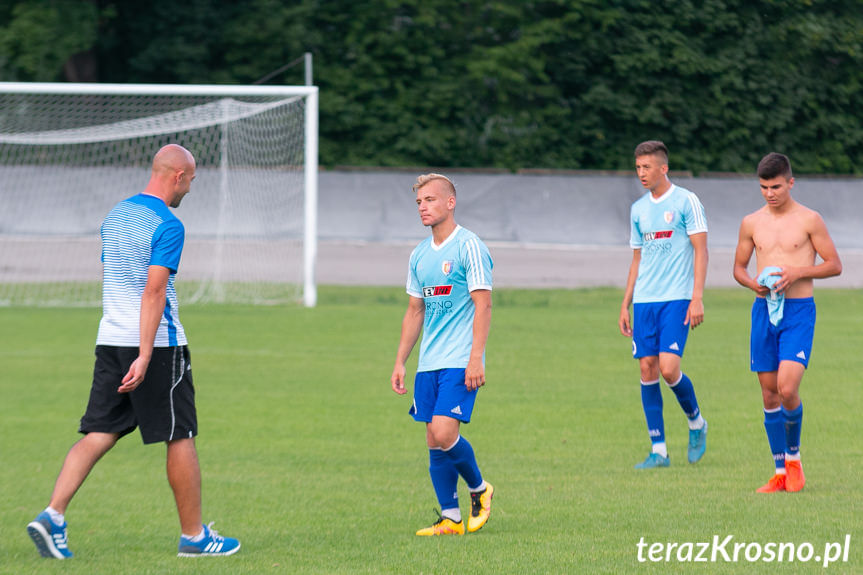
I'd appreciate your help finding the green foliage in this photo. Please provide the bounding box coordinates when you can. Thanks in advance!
[1,287,861,573]
[1,0,862,172]
[0,0,98,81]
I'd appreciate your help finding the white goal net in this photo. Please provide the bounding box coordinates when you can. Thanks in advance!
[0,82,318,307]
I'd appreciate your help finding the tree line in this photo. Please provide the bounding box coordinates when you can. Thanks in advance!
[1,0,861,173]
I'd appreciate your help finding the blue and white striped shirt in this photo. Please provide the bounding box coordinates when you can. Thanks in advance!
[406,225,493,372]
[96,194,187,347]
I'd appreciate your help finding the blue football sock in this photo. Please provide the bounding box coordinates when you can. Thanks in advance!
[428,448,459,511]
[443,436,483,491]
[763,408,786,471]
[782,403,803,457]
[641,380,665,445]
[667,372,701,421]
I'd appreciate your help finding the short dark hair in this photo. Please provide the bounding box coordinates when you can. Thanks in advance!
[634,140,668,164]
[757,152,792,180]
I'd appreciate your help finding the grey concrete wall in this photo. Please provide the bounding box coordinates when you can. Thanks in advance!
[2,167,860,289]
[318,170,862,249]
[2,166,858,249]
[314,170,861,289]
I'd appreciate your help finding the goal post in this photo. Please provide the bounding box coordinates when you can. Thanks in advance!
[0,82,318,307]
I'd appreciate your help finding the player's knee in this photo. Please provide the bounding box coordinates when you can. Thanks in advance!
[776,384,799,406]
[639,359,659,382]
[660,366,680,385]
[761,390,781,409]
[426,425,458,449]
[82,431,119,450]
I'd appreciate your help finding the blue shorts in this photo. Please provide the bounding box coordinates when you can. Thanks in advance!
[410,368,477,423]
[632,300,691,358]
[750,297,815,372]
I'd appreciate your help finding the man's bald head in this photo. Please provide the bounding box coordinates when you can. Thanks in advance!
[145,144,197,208]
[153,144,195,174]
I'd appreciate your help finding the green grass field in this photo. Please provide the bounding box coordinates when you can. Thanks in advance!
[1,287,861,574]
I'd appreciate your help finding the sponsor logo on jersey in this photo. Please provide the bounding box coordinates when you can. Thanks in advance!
[442,260,454,274]
[643,230,673,242]
[642,242,673,256]
[664,211,675,224]
[423,285,453,297]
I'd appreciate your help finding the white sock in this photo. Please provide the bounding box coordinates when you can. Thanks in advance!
[45,506,64,526]
[688,415,706,430]
[183,527,205,542]
[441,508,462,523]
[468,481,487,494]
[651,442,668,458]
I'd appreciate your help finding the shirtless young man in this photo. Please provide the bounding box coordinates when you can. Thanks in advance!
[733,152,842,493]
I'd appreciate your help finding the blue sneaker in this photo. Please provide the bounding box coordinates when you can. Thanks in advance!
[27,511,73,559]
[688,421,708,464]
[178,522,240,557]
[634,453,670,469]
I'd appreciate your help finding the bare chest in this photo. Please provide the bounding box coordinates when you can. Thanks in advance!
[752,220,815,264]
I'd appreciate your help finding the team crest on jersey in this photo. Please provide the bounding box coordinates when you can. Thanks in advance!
[441,260,454,275]
[664,211,675,224]
[423,285,453,297]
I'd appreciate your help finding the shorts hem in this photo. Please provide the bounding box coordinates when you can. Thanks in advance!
[142,430,198,445]
[751,357,809,372]
[432,411,471,423]
[78,425,136,439]
[411,412,471,424]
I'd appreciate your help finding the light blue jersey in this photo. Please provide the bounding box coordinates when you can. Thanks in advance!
[630,184,707,303]
[96,193,187,347]
[406,226,493,372]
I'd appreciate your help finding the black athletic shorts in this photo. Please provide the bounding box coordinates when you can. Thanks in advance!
[79,346,197,444]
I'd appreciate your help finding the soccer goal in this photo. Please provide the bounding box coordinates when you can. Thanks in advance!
[0,82,318,307]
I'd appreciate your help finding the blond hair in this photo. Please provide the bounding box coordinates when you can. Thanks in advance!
[412,173,456,196]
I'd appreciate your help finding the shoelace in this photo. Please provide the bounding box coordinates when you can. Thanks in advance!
[205,522,225,542]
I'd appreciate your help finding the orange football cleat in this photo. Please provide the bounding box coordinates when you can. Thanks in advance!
[756,473,786,493]
[785,460,806,492]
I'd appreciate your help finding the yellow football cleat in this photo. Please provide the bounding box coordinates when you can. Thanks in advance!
[467,482,494,533]
[415,513,465,536]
